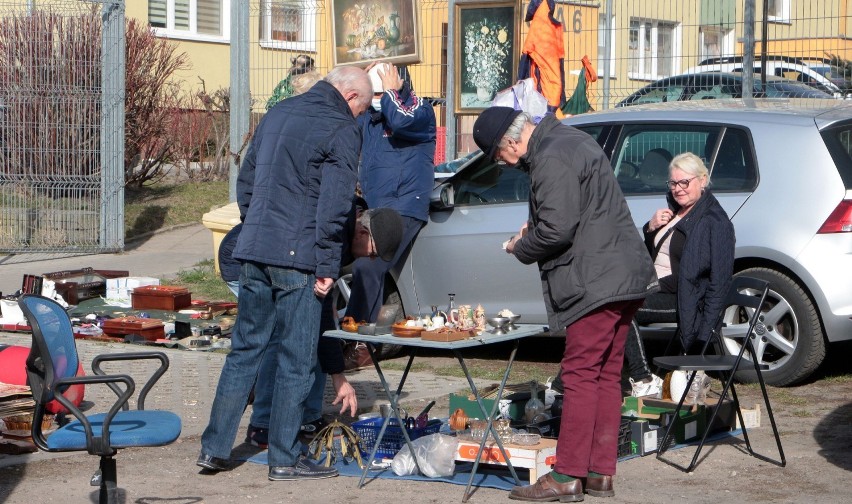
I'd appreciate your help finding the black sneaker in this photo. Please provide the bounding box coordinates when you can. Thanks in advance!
[268,456,339,481]
[245,424,269,449]
[299,418,328,440]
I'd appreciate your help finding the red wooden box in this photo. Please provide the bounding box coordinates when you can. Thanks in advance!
[101,316,165,341]
[131,285,192,311]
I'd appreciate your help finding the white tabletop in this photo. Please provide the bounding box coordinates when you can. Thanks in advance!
[322,323,548,350]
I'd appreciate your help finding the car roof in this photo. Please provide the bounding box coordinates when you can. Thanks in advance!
[567,98,852,129]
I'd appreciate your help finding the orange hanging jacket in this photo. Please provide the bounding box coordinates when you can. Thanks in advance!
[519,0,565,110]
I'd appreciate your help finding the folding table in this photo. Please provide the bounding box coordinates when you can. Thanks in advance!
[323,324,547,502]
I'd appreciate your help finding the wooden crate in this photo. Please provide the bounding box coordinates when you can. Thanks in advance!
[101,316,165,341]
[131,286,191,311]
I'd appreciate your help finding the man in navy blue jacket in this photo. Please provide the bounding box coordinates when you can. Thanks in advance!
[344,62,437,369]
[197,66,373,482]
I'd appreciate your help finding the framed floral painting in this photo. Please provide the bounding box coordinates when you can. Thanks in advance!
[454,1,519,113]
[331,0,421,67]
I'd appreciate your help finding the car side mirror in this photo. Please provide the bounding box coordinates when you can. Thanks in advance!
[430,183,454,210]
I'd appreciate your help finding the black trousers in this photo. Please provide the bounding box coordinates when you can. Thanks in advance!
[624,291,677,381]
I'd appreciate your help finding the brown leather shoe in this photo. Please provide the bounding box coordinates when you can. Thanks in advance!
[585,474,615,497]
[343,342,373,371]
[509,473,584,502]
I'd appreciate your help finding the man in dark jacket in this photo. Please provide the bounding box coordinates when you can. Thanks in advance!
[473,107,657,501]
[343,62,436,369]
[218,203,404,448]
[197,66,373,482]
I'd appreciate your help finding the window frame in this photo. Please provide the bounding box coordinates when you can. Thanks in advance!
[767,0,791,24]
[259,0,318,52]
[149,0,231,44]
[597,13,616,78]
[628,18,681,82]
[698,25,734,62]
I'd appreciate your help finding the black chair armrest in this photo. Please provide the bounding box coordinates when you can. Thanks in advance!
[46,373,135,456]
[91,351,170,411]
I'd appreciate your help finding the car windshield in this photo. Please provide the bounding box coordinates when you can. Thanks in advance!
[435,150,478,174]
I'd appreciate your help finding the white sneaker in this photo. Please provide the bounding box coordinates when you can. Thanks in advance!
[630,374,663,398]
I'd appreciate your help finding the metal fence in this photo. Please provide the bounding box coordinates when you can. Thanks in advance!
[579,0,852,109]
[0,0,124,256]
[233,0,851,166]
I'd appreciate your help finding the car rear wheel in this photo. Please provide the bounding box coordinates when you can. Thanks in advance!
[330,272,404,361]
[721,268,826,386]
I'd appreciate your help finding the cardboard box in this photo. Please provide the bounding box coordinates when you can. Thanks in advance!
[131,285,191,311]
[622,396,706,443]
[449,387,545,421]
[455,437,557,483]
[629,419,660,456]
[736,403,762,429]
[106,277,160,303]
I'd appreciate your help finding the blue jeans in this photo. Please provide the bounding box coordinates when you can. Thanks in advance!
[201,261,320,467]
[251,349,325,427]
[348,216,424,322]
[252,294,334,427]
[226,279,239,297]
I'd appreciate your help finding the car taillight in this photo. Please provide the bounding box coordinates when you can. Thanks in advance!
[817,200,852,233]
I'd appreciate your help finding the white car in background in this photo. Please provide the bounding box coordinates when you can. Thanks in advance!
[688,55,852,98]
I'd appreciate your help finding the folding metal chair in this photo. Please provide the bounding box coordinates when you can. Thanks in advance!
[652,276,786,472]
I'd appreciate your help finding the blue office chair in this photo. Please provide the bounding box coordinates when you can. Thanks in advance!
[19,294,182,504]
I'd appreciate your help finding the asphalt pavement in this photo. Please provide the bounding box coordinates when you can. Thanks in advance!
[0,223,215,296]
[0,223,490,470]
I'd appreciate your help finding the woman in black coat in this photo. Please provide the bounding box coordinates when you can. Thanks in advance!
[626,151,736,393]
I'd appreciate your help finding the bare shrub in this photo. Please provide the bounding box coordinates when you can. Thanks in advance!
[170,79,232,182]
[0,8,101,184]
[0,10,189,189]
[124,18,189,188]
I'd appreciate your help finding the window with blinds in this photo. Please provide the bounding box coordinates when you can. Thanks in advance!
[149,0,167,28]
[197,0,221,36]
[148,0,223,38]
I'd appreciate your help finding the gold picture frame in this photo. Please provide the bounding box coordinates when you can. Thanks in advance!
[454,1,519,113]
[331,0,421,67]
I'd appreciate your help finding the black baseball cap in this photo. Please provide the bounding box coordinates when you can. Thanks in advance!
[473,107,522,160]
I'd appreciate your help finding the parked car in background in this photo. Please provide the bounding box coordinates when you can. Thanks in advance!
[617,72,832,107]
[351,99,852,387]
[687,55,852,98]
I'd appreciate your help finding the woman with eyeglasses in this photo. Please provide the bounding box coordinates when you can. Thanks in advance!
[630,151,736,360]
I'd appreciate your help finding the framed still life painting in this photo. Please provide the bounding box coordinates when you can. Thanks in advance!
[454,1,519,113]
[331,0,421,67]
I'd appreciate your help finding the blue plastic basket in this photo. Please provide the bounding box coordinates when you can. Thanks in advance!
[352,417,442,458]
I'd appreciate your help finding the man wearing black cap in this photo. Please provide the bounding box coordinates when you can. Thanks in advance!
[342,61,436,370]
[473,107,657,500]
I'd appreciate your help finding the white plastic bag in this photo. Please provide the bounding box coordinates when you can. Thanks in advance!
[491,78,549,123]
[391,433,459,478]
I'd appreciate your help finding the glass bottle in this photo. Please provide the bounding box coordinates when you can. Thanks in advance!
[447,293,456,324]
[524,382,545,424]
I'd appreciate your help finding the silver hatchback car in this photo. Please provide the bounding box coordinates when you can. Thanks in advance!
[347,99,852,386]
